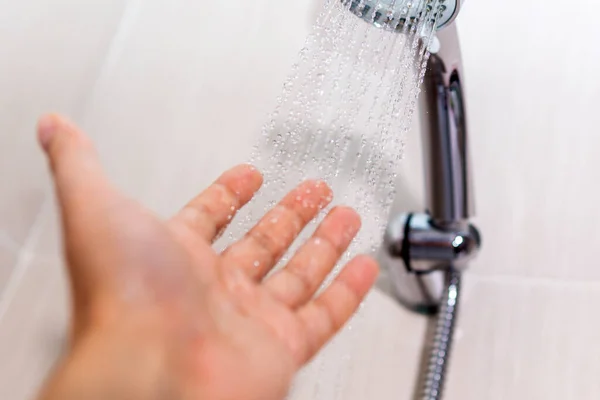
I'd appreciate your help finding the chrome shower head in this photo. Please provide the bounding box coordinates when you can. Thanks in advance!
[347,0,462,32]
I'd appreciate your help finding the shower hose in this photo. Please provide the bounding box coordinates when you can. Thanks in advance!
[418,269,461,400]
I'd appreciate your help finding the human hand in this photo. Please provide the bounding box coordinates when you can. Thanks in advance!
[36,114,379,400]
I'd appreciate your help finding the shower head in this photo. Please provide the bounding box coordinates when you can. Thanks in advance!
[347,0,462,32]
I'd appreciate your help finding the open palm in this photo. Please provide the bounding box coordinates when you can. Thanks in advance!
[37,114,378,400]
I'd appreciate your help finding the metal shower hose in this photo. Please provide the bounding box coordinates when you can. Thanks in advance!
[418,269,461,400]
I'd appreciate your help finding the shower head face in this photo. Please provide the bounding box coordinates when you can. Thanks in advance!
[348,0,461,32]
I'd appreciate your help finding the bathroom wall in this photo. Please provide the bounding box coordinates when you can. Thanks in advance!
[1,0,600,398]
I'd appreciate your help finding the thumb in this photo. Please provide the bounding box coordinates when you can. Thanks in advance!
[38,114,124,328]
[37,114,119,222]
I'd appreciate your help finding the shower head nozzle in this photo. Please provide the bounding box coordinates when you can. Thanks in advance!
[347,0,462,32]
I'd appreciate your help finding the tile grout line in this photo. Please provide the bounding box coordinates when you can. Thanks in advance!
[102,0,145,81]
[0,231,20,254]
[468,272,600,289]
[0,198,49,326]
[80,0,145,127]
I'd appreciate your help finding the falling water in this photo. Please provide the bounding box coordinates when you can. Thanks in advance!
[221,0,440,268]
[219,1,442,398]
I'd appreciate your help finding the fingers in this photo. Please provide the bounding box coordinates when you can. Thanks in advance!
[222,180,333,280]
[37,114,118,217]
[172,165,263,242]
[264,206,361,309]
[296,255,378,364]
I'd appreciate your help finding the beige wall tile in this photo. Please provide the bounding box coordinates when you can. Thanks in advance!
[77,0,319,217]
[448,276,600,400]
[0,255,68,400]
[0,0,131,294]
[458,0,600,279]
[0,249,17,293]
[0,205,69,399]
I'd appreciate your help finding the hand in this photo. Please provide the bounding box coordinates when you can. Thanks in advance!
[35,115,379,400]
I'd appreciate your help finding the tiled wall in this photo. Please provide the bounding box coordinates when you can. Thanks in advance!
[1,0,599,398]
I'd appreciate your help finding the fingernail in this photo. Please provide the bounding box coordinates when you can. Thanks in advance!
[343,223,360,241]
[38,114,58,151]
[244,163,258,173]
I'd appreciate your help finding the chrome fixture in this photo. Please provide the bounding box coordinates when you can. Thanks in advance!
[385,23,481,314]
[348,0,461,31]
[348,1,481,399]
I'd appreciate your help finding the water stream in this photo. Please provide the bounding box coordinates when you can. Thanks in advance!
[221,0,440,269]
